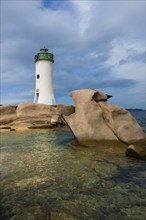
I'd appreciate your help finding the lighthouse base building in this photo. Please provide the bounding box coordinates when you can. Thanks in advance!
[33,47,56,105]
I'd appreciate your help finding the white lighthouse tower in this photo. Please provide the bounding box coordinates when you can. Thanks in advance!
[33,47,56,105]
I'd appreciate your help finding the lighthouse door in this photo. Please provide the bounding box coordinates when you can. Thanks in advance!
[36,93,39,103]
[34,93,39,103]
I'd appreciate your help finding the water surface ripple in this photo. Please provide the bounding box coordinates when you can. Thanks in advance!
[0,128,146,220]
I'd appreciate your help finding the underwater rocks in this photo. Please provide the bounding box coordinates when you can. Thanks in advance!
[63,89,146,160]
[10,205,48,220]
[0,103,75,131]
[51,212,80,220]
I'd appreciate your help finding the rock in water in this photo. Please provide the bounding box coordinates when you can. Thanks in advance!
[98,102,145,144]
[64,89,119,145]
[126,144,146,160]
[63,89,146,159]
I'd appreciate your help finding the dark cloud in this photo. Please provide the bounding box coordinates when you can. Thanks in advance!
[128,52,146,63]
[119,52,145,65]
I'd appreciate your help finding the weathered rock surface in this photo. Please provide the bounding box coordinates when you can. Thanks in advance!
[63,89,146,159]
[0,103,75,130]
[16,103,74,118]
[126,144,146,160]
[0,105,17,124]
[98,102,145,144]
[64,90,119,144]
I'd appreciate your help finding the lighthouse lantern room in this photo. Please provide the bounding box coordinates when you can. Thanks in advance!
[33,47,56,105]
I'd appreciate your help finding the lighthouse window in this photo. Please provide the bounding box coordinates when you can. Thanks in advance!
[37,74,40,79]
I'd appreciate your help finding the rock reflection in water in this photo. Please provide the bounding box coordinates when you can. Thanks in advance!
[0,130,146,220]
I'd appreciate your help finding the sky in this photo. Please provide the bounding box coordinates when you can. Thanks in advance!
[0,0,146,109]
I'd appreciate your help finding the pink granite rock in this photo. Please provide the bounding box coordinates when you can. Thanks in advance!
[63,89,146,159]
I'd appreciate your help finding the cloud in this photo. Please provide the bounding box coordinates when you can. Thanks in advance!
[1,89,34,105]
[1,0,145,109]
[119,52,146,65]
[70,0,92,35]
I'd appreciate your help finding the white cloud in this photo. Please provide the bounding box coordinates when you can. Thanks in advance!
[70,0,92,35]
[114,62,145,81]
[1,0,145,108]
[106,41,144,67]
[106,40,145,84]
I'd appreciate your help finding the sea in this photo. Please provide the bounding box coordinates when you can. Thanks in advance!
[0,110,146,220]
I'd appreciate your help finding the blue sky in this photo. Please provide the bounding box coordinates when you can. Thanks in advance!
[1,0,146,108]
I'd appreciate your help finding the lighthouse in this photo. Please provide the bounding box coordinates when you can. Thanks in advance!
[33,47,56,105]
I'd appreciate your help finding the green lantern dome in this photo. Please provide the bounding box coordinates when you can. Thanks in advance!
[34,47,54,63]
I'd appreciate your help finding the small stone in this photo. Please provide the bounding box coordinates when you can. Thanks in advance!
[10,128,16,131]
[126,144,146,160]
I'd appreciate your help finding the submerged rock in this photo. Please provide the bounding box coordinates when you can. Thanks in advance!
[10,205,48,220]
[51,212,79,220]
[63,89,146,159]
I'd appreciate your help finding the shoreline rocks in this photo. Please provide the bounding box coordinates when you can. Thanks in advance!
[126,143,146,160]
[0,92,145,159]
[0,103,75,131]
[63,89,146,159]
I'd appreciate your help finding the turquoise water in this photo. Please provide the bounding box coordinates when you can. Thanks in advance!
[0,111,146,220]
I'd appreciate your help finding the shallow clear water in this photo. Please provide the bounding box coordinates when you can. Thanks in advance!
[0,111,146,220]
